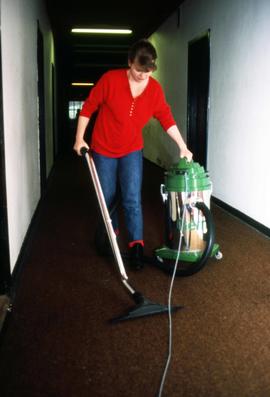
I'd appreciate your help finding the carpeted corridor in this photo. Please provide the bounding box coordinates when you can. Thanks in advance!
[0,151,270,397]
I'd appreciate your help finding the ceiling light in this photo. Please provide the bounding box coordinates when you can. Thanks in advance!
[71,28,132,35]
[71,82,94,86]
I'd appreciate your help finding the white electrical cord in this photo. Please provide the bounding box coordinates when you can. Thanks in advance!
[158,173,188,397]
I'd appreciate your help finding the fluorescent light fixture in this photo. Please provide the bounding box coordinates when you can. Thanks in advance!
[71,82,94,86]
[71,28,132,35]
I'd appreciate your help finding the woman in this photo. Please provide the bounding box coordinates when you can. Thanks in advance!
[73,39,193,269]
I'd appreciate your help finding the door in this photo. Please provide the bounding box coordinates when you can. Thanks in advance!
[187,31,210,169]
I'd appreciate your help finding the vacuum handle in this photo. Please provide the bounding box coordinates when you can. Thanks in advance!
[80,146,89,156]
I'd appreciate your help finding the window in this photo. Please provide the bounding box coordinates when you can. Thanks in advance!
[69,101,84,119]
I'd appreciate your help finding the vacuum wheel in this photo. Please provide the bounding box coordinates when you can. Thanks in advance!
[154,201,215,277]
[215,250,223,260]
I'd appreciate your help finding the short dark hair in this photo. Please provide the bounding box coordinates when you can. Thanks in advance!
[128,39,157,72]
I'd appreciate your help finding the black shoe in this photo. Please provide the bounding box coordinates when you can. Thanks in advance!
[129,243,144,270]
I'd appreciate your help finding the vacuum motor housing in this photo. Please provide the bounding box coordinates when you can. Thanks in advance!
[164,157,212,206]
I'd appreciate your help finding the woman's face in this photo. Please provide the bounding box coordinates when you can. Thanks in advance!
[128,60,153,82]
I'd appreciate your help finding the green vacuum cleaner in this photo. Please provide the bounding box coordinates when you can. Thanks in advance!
[153,158,222,277]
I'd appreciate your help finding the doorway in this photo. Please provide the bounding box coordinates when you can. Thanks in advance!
[187,31,210,169]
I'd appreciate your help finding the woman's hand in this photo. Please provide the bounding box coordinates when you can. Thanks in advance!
[73,138,89,156]
[180,146,193,162]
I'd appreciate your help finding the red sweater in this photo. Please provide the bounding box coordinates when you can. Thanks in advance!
[80,69,176,157]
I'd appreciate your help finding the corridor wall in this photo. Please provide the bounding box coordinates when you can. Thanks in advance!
[143,0,270,230]
[1,0,55,271]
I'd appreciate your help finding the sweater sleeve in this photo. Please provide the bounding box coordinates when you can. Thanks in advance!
[152,83,176,131]
[79,73,107,118]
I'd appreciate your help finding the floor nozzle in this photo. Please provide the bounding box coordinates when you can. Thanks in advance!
[110,292,184,324]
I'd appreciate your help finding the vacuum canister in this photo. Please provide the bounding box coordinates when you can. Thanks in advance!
[161,158,213,251]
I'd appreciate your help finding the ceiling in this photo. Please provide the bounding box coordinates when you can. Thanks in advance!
[45,0,184,93]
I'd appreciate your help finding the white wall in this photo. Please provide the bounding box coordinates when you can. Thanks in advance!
[1,0,54,271]
[144,0,270,229]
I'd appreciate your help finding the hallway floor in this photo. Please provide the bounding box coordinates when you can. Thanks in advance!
[0,152,270,397]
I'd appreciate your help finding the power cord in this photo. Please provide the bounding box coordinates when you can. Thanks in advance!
[157,172,188,397]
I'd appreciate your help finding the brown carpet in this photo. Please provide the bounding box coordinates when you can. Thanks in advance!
[0,152,270,397]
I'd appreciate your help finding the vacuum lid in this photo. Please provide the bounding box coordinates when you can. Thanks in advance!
[165,158,212,192]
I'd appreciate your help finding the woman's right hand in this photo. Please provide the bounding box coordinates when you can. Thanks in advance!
[73,138,89,156]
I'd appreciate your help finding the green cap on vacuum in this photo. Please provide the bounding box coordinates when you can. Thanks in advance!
[165,158,212,192]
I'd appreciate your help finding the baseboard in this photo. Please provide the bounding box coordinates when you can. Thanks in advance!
[212,196,270,238]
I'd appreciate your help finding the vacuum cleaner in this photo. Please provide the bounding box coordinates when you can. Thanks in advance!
[153,157,222,277]
[81,148,183,323]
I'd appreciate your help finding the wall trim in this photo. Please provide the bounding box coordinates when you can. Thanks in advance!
[212,196,270,238]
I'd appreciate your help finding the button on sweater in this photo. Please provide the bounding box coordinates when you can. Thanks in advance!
[80,69,176,157]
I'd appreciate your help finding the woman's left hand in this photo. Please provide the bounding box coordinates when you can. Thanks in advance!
[180,147,193,162]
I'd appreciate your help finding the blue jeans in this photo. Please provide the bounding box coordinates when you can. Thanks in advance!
[92,150,143,243]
